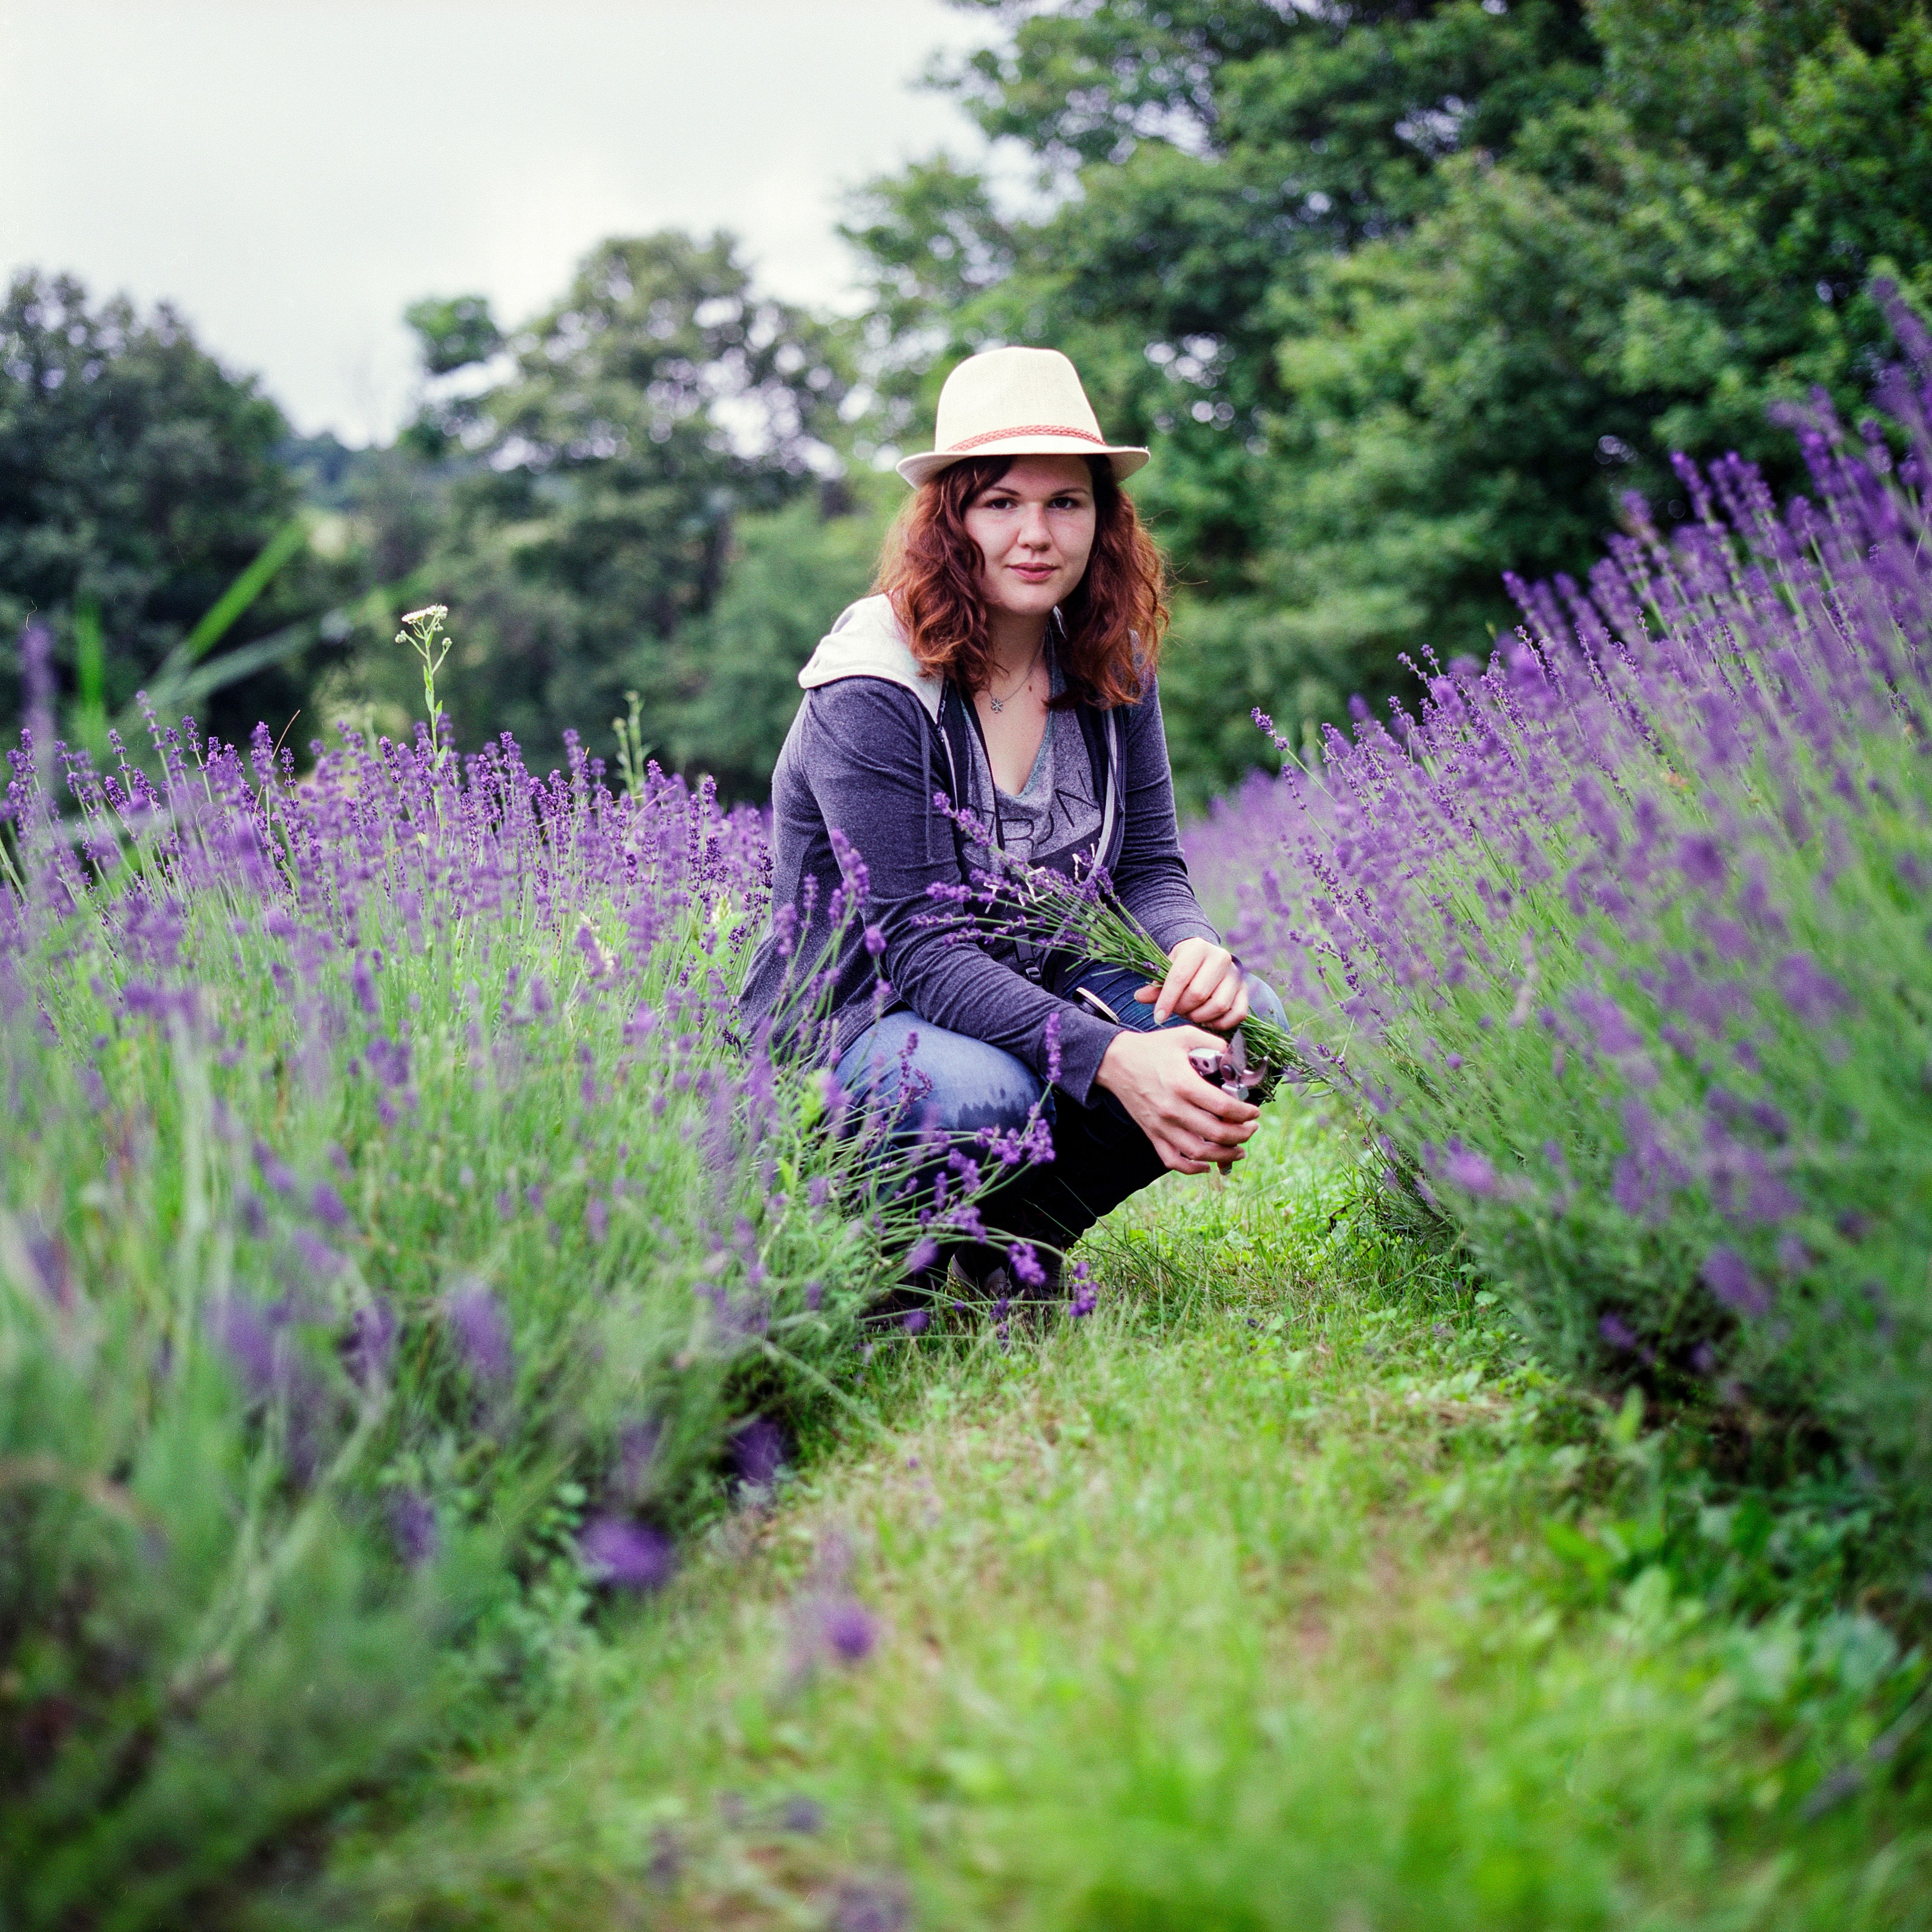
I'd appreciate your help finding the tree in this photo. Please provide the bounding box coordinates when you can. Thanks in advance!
[854,3,1600,579]
[655,485,891,800]
[335,232,855,772]
[846,0,1932,805]
[0,272,328,753]
[1227,0,1932,779]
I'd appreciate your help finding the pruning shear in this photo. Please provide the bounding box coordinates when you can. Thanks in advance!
[1075,986,1278,1102]
[1187,1027,1269,1099]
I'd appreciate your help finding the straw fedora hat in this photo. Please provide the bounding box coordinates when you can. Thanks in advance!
[895,346,1150,488]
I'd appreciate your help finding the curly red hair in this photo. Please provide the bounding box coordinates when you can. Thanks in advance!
[874,456,1169,711]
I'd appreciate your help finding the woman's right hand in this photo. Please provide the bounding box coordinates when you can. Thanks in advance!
[1095,1026,1261,1174]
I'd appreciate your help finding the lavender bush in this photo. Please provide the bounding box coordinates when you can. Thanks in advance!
[0,689,976,1921]
[1191,288,1932,1552]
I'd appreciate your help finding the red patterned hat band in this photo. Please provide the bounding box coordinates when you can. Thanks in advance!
[945,423,1106,453]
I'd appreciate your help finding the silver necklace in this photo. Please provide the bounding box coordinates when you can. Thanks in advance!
[987,636,1045,714]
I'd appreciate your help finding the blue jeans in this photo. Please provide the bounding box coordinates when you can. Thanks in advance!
[835,963,1287,1259]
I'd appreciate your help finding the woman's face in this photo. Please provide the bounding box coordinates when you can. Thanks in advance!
[963,456,1097,620]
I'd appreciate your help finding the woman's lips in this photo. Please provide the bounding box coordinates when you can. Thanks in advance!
[1010,564,1056,582]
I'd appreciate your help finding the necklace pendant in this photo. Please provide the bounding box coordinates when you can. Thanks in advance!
[988,696,1005,713]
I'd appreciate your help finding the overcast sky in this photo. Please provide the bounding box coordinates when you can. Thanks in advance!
[3,0,993,443]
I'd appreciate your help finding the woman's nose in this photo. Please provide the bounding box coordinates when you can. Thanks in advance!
[1018,506,1052,549]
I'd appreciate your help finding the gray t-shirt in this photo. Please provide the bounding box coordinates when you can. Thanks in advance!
[962,647,1105,879]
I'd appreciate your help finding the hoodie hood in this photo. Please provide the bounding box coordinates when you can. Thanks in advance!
[797,595,941,721]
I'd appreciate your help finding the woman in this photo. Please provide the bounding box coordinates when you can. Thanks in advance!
[740,347,1285,1278]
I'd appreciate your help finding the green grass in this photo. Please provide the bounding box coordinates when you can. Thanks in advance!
[308,1109,1932,1932]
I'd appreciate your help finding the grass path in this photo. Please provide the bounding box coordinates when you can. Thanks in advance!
[320,1116,1932,1931]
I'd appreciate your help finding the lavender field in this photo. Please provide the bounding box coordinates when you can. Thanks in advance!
[1193,285,1932,1574]
[0,656,1003,1924]
[7,318,1932,1930]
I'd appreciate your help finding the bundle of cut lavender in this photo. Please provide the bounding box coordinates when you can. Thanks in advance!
[919,803,1324,1100]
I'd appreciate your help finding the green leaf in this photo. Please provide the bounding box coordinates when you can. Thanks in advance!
[176,515,311,667]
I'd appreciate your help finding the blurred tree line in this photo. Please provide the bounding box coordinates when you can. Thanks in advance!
[7,0,1930,806]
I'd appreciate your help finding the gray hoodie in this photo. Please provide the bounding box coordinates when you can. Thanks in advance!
[738,595,1219,1104]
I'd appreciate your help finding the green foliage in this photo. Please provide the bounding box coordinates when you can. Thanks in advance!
[845,0,1932,804]
[839,155,1019,449]
[1245,2,1932,753]
[1310,679,1932,1536]
[18,8,1932,808]
[404,294,504,379]
[651,487,891,802]
[1,1257,505,1930]
[324,232,854,782]
[0,272,335,754]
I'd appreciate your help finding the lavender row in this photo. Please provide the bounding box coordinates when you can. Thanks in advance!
[1190,284,1932,1558]
[0,707,993,1917]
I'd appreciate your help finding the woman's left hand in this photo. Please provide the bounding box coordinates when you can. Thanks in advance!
[1136,938,1250,1034]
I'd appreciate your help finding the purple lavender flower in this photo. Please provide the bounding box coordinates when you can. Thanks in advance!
[902,1308,930,1335]
[1007,1242,1046,1289]
[645,1828,682,1892]
[253,1141,298,1196]
[444,1280,514,1388]
[1743,1172,1800,1223]
[820,1597,878,1663]
[310,1181,351,1231]
[214,1298,281,1401]
[779,1797,823,1834]
[1570,991,1645,1056]
[20,1222,70,1307]
[1773,953,1849,1024]
[1675,835,1728,893]
[830,1878,907,1932]
[731,1417,786,1488]
[344,1298,398,1387]
[387,1488,439,1567]
[1702,1247,1771,1318]
[1175,355,1932,1505]
[365,1035,411,1088]
[350,952,379,1018]
[1067,1258,1099,1319]
[291,1226,343,1281]
[578,1515,674,1591]
[1439,1145,1499,1197]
